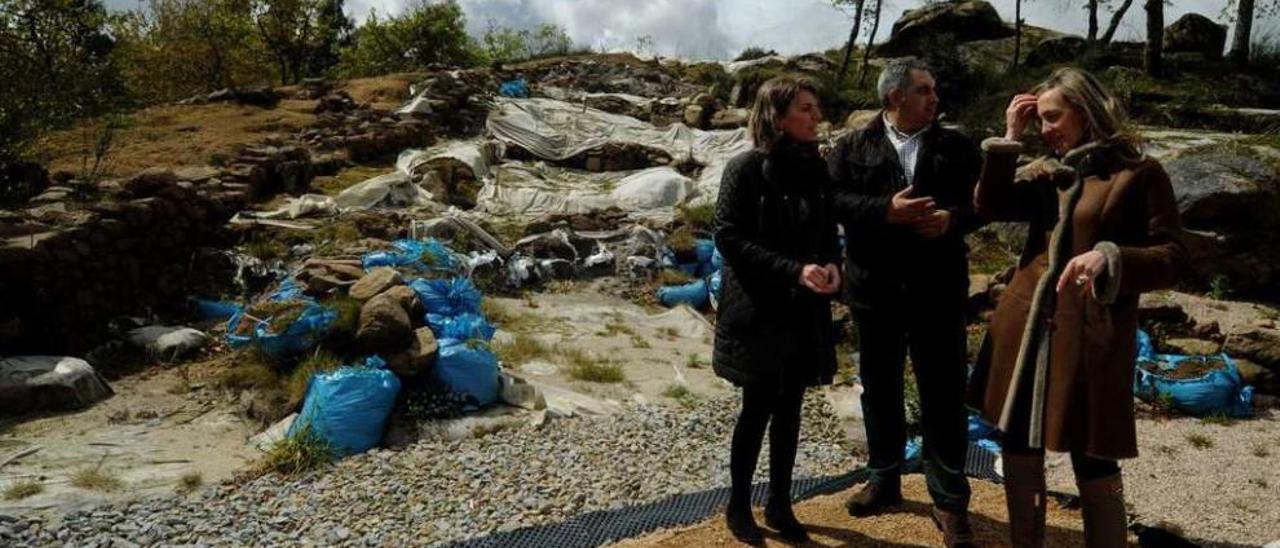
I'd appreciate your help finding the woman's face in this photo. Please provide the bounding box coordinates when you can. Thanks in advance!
[777,90,823,142]
[1036,87,1087,155]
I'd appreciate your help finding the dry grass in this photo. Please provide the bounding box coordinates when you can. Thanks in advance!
[70,466,123,492]
[561,348,625,383]
[1186,432,1215,450]
[253,426,334,477]
[662,384,700,409]
[286,351,343,405]
[216,349,282,391]
[684,354,706,369]
[39,101,317,176]
[176,472,203,495]
[657,269,695,286]
[493,333,551,368]
[337,73,419,109]
[3,479,43,500]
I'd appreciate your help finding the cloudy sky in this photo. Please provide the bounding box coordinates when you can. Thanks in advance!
[103,0,1275,61]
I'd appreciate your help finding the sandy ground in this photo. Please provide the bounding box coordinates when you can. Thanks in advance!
[1044,408,1280,547]
[611,474,1128,548]
[0,362,258,518]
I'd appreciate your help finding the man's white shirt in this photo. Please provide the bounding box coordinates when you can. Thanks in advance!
[883,114,924,186]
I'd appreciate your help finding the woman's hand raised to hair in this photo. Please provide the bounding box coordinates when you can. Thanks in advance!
[1005,93,1038,141]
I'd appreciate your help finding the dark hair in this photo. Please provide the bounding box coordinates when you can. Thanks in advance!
[747,75,820,150]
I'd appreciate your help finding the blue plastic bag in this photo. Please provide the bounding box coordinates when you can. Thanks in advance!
[267,278,306,302]
[1134,353,1254,417]
[967,413,998,441]
[694,239,717,276]
[707,271,723,309]
[195,299,240,322]
[224,302,337,358]
[288,356,401,457]
[410,277,483,317]
[427,312,496,341]
[657,278,710,309]
[499,77,530,98]
[1136,329,1155,360]
[435,339,500,409]
[361,239,457,272]
[710,248,724,274]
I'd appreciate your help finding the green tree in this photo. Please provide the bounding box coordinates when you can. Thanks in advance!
[111,0,271,103]
[334,0,475,77]
[0,0,123,162]
[831,0,867,82]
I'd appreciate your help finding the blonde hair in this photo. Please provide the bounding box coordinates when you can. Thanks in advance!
[747,75,820,151]
[1033,67,1142,156]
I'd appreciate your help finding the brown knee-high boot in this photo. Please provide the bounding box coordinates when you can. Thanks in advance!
[1078,473,1127,548]
[1002,453,1046,548]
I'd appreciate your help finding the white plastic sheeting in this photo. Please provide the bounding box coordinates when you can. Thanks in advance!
[0,356,114,412]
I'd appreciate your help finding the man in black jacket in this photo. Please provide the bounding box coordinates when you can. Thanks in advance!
[826,58,983,547]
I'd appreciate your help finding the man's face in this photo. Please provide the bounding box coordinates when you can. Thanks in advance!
[891,69,939,129]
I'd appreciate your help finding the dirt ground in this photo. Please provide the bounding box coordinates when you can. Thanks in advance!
[0,357,257,517]
[612,474,1127,548]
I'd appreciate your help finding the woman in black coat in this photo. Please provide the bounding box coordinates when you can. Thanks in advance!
[713,75,842,544]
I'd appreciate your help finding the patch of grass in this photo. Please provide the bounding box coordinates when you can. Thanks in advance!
[561,348,625,383]
[286,351,343,405]
[662,384,700,409]
[243,233,289,262]
[685,354,706,369]
[216,349,282,390]
[1186,432,1214,450]
[1251,443,1271,458]
[493,333,551,368]
[70,466,123,492]
[657,269,695,286]
[2,479,43,500]
[1207,274,1232,301]
[321,295,362,339]
[666,226,697,255]
[597,319,635,337]
[658,327,680,340]
[254,426,334,477]
[1248,477,1269,489]
[1154,444,1179,457]
[521,292,540,309]
[677,203,716,231]
[630,334,651,349]
[1199,414,1236,426]
[966,227,1021,276]
[176,472,203,495]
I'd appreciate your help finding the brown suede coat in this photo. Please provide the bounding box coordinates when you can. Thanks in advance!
[967,138,1189,460]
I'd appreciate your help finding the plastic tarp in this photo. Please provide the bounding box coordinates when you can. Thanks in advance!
[333,171,434,211]
[610,168,696,210]
[485,97,753,204]
[289,356,401,457]
[126,326,208,360]
[399,142,491,182]
[0,356,114,413]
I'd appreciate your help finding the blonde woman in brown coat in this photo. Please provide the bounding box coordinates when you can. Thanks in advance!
[967,67,1189,547]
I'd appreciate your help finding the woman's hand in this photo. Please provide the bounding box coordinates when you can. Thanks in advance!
[1005,93,1038,141]
[800,263,841,295]
[1056,250,1106,296]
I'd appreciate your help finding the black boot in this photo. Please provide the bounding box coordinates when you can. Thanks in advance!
[765,497,810,543]
[725,502,763,544]
[844,477,903,517]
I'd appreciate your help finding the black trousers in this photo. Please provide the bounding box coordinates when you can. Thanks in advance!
[855,297,972,512]
[729,382,806,508]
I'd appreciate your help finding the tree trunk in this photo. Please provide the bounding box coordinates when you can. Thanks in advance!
[858,0,882,86]
[1010,0,1022,72]
[1087,0,1099,42]
[1100,0,1135,44]
[838,0,866,82]
[1144,0,1163,77]
[1228,0,1255,63]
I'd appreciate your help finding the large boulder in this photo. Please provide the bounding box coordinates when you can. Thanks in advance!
[349,267,403,301]
[356,292,413,354]
[0,356,114,414]
[1163,13,1227,60]
[879,1,1014,56]
[1027,36,1088,67]
[386,327,439,378]
[1162,144,1280,299]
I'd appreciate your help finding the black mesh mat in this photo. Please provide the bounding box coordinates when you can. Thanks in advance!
[445,443,1002,548]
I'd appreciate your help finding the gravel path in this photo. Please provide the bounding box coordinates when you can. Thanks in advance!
[1045,406,1280,547]
[6,392,860,547]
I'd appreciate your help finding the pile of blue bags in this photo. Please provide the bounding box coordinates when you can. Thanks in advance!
[224,278,338,359]
[1133,330,1254,417]
[656,237,723,309]
[409,276,500,409]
